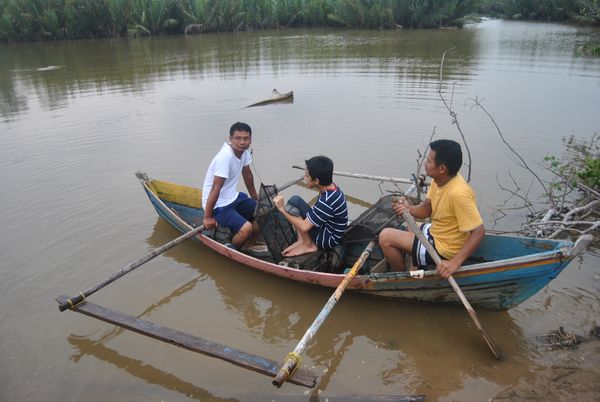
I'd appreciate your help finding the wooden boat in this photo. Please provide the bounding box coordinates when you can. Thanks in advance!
[246,88,293,107]
[136,172,593,311]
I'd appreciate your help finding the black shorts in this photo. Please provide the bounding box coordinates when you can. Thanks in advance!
[411,223,443,269]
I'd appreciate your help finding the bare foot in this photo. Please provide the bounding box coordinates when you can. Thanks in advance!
[283,243,318,257]
[282,240,303,256]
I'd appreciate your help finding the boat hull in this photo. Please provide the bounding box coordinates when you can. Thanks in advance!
[139,174,588,310]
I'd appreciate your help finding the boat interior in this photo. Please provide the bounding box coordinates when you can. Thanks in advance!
[146,178,568,275]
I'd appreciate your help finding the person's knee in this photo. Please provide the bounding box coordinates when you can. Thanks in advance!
[379,228,394,247]
[239,221,253,235]
[286,195,304,217]
[287,195,304,205]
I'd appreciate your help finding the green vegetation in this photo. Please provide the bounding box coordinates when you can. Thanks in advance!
[479,0,600,24]
[1,0,599,43]
[544,135,600,192]
[0,0,480,42]
[580,42,600,57]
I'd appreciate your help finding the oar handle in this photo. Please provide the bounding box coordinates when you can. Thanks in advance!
[58,225,205,312]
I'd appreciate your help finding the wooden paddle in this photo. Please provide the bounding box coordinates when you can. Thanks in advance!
[58,224,206,311]
[401,211,502,359]
[272,240,376,387]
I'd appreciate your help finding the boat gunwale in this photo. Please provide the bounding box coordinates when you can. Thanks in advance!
[140,176,578,285]
[140,178,358,288]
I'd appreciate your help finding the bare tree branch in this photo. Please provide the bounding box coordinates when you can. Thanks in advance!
[468,96,553,207]
[438,48,472,182]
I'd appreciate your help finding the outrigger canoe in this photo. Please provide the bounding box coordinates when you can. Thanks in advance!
[136,172,592,311]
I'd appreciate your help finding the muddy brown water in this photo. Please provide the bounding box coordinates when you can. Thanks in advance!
[1,19,599,401]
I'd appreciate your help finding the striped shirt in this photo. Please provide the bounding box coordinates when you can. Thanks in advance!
[306,185,348,250]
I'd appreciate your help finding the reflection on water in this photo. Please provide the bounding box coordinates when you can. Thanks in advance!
[141,218,536,400]
[0,28,477,119]
[68,335,236,402]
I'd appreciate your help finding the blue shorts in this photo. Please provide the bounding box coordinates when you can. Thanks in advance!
[213,193,257,234]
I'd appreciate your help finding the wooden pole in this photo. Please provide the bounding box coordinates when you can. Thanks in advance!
[58,224,205,312]
[58,175,304,313]
[272,240,376,387]
[401,212,502,360]
[56,295,317,387]
[291,165,423,185]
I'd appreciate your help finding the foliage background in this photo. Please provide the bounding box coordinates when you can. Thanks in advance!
[1,0,599,43]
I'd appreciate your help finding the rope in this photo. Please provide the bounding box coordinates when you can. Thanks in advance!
[250,149,264,185]
[67,292,87,310]
[284,351,302,378]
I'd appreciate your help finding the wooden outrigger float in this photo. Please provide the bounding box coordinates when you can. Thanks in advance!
[55,295,317,387]
[56,175,318,388]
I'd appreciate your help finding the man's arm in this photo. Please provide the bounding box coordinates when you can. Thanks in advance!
[437,225,485,279]
[203,176,225,229]
[273,195,314,233]
[242,165,258,199]
[392,197,432,220]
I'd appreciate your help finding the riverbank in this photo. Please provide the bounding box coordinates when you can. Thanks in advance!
[494,336,600,401]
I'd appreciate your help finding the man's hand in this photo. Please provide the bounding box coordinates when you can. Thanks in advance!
[391,196,410,216]
[273,194,285,211]
[437,259,460,279]
[203,216,217,230]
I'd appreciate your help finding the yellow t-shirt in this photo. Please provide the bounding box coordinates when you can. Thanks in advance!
[426,174,483,259]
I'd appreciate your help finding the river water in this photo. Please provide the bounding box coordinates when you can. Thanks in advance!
[1,19,599,401]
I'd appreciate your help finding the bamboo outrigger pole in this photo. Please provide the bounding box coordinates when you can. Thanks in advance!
[272,240,376,387]
[57,224,206,311]
[58,175,304,312]
[401,212,502,360]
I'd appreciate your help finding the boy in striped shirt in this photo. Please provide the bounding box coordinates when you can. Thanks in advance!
[274,156,348,257]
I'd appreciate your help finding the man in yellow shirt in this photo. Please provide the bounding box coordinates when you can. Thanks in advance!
[379,139,484,278]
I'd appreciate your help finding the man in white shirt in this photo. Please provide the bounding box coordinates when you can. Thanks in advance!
[202,122,258,249]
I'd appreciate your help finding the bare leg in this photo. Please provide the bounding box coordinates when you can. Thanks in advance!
[231,221,253,249]
[241,220,263,249]
[378,228,414,272]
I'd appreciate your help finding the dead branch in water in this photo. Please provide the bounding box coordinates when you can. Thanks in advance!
[468,96,552,206]
[490,134,600,240]
[438,48,472,182]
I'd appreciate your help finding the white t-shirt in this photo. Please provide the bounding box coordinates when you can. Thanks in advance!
[202,143,252,209]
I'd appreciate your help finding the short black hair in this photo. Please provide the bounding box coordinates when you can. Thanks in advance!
[429,139,462,176]
[305,156,334,186]
[230,122,252,136]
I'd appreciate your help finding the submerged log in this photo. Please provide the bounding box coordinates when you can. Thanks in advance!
[246,88,293,107]
[56,295,317,388]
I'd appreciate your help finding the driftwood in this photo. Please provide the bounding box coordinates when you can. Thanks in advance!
[246,88,293,107]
